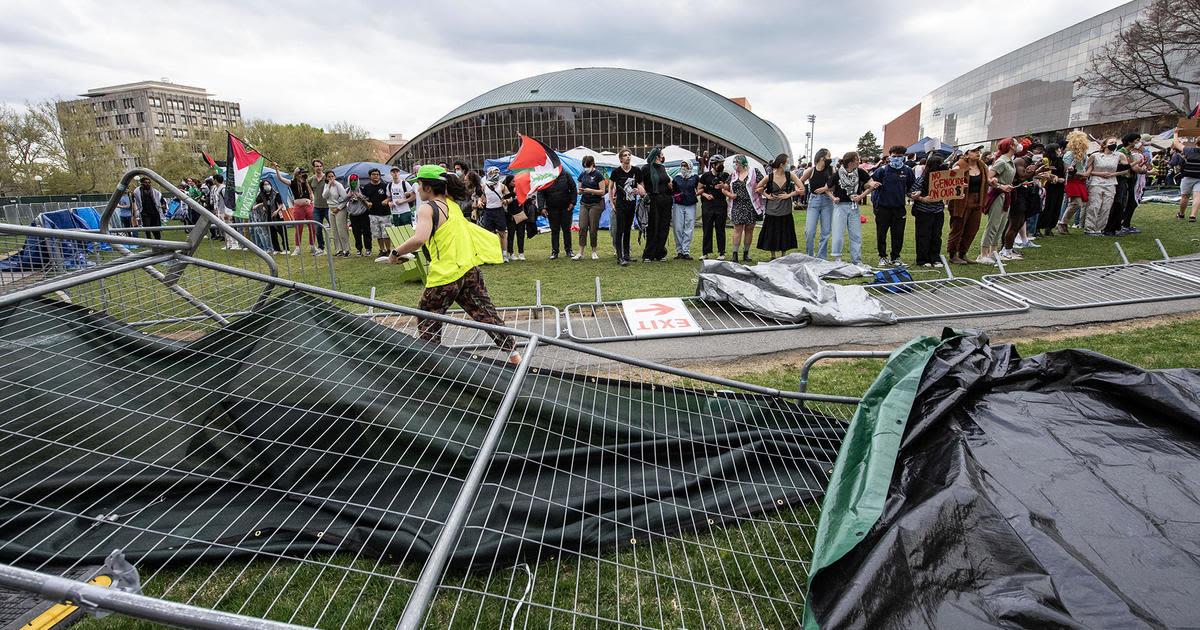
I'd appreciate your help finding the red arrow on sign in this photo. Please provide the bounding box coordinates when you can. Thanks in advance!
[633,303,675,317]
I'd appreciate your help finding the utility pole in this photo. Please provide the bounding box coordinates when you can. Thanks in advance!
[806,114,816,160]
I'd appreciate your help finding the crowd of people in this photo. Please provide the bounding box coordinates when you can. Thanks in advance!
[115,132,1200,272]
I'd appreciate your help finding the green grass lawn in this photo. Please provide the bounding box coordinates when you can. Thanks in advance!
[182,201,1200,310]
[76,317,1200,630]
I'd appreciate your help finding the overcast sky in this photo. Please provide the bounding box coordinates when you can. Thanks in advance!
[2,0,1129,157]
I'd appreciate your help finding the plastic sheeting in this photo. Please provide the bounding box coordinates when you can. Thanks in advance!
[695,259,896,326]
[804,329,1200,630]
[0,291,844,571]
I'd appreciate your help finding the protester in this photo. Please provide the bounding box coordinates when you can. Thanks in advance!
[608,148,643,266]
[1035,144,1066,238]
[829,151,869,265]
[115,189,132,230]
[274,164,317,255]
[696,154,729,260]
[387,165,520,364]
[638,146,673,262]
[1001,156,1048,260]
[728,155,761,263]
[796,148,835,259]
[1104,133,1145,235]
[577,155,607,259]
[478,166,509,260]
[866,145,915,267]
[755,153,802,260]
[540,168,577,260]
[671,159,699,260]
[344,174,372,256]
[129,176,167,240]
[979,138,1020,264]
[386,165,417,226]
[503,173,536,260]
[909,155,948,268]
[359,168,390,259]
[1083,138,1123,235]
[1174,136,1200,222]
[310,159,330,254]
[946,146,987,264]
[1057,130,1090,233]
[249,180,278,253]
[323,171,350,257]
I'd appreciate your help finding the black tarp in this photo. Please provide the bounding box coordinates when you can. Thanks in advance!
[805,330,1200,629]
[0,291,844,571]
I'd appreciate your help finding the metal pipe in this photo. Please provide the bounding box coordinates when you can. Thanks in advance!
[176,256,858,403]
[0,253,175,309]
[1115,242,1130,265]
[941,254,954,279]
[995,255,1006,275]
[0,223,188,250]
[594,276,602,302]
[395,336,541,630]
[535,280,541,307]
[1157,238,1170,261]
[798,350,894,394]
[0,563,314,630]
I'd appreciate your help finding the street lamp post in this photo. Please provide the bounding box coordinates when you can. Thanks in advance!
[804,132,812,164]
[33,175,43,195]
[806,114,816,162]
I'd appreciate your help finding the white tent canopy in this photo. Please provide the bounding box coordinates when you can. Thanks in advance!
[722,154,766,175]
[660,144,697,166]
[564,146,645,168]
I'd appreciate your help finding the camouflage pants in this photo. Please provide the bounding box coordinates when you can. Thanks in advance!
[417,266,516,351]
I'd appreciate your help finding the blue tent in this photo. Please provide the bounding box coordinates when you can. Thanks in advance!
[906,137,955,155]
[0,208,107,272]
[331,162,405,187]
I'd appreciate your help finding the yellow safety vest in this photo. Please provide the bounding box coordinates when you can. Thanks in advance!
[423,199,503,287]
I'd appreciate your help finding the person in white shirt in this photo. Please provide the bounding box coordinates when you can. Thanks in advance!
[385,166,417,226]
[209,173,239,249]
[322,170,351,257]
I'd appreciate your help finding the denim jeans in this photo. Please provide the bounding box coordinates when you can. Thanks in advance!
[804,194,834,258]
[312,206,329,250]
[672,203,695,254]
[830,202,863,264]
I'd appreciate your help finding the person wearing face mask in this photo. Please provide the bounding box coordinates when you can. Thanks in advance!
[576,155,608,260]
[638,146,674,262]
[865,146,916,268]
[322,171,350,257]
[249,180,278,253]
[1083,138,1122,235]
[478,166,510,260]
[344,174,372,256]
[696,154,729,260]
[796,148,836,259]
[727,154,762,263]
[1103,133,1144,235]
[908,155,949,268]
[607,147,643,266]
[947,146,988,264]
[978,137,1022,264]
[671,159,699,260]
[829,151,870,265]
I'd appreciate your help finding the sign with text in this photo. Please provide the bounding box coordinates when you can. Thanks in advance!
[927,168,966,201]
[621,298,701,338]
[1178,117,1200,148]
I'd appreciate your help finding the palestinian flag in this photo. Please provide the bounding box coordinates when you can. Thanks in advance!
[226,132,265,220]
[1191,103,1200,119]
[508,135,562,204]
[201,151,226,175]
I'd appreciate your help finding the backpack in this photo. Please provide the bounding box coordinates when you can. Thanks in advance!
[868,268,914,293]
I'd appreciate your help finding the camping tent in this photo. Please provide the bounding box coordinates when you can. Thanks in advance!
[483,151,609,229]
[661,144,697,167]
[722,154,766,175]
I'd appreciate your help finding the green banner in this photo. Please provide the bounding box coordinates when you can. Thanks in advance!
[234,158,263,220]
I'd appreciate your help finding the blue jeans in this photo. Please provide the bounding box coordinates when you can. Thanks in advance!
[830,202,863,264]
[312,206,329,250]
[672,203,696,254]
[804,195,834,258]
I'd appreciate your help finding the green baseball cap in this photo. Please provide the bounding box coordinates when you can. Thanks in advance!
[414,164,447,180]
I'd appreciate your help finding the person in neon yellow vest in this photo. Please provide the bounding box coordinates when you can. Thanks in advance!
[388,165,521,364]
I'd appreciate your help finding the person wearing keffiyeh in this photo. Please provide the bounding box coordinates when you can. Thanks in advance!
[638,146,674,261]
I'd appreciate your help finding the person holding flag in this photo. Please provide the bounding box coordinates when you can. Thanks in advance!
[387,165,520,364]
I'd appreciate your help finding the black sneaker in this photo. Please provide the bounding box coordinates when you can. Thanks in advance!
[549,253,558,260]
[742,252,753,262]
[731,252,739,262]
[618,258,629,267]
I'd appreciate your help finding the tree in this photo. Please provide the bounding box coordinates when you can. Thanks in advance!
[36,100,123,193]
[1076,0,1200,118]
[0,103,55,194]
[857,131,882,162]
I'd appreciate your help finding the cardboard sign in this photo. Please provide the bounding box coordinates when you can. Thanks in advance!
[1178,117,1200,148]
[927,168,966,201]
[621,298,701,337]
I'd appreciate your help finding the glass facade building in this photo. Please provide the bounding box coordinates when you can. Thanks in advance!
[390,68,791,171]
[910,0,1194,147]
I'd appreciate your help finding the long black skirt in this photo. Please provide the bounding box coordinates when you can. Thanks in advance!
[757,213,798,252]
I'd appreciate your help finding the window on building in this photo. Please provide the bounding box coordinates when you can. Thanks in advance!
[231,106,240,117]
[157,113,164,123]
[168,114,176,124]
[154,128,163,136]
[115,114,130,125]
[95,116,107,126]
[136,112,145,123]
[122,97,134,109]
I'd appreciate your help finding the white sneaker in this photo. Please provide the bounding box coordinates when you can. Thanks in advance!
[503,252,510,262]
[310,246,318,254]
[315,248,325,255]
[571,252,583,260]
[591,252,599,260]
[975,255,995,264]
[933,262,944,268]
[1024,241,1041,249]
[518,253,525,260]
[717,255,726,261]
[699,254,707,260]
[1013,241,1026,249]
[291,246,300,256]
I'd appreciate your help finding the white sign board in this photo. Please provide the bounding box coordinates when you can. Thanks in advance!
[621,298,701,337]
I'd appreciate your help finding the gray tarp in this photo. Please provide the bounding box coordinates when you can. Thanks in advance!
[766,253,874,280]
[695,259,897,326]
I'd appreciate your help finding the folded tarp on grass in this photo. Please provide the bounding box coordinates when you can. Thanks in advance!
[0,291,844,571]
[804,329,1200,629]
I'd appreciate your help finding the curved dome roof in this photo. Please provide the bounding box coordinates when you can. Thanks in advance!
[424,67,791,162]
